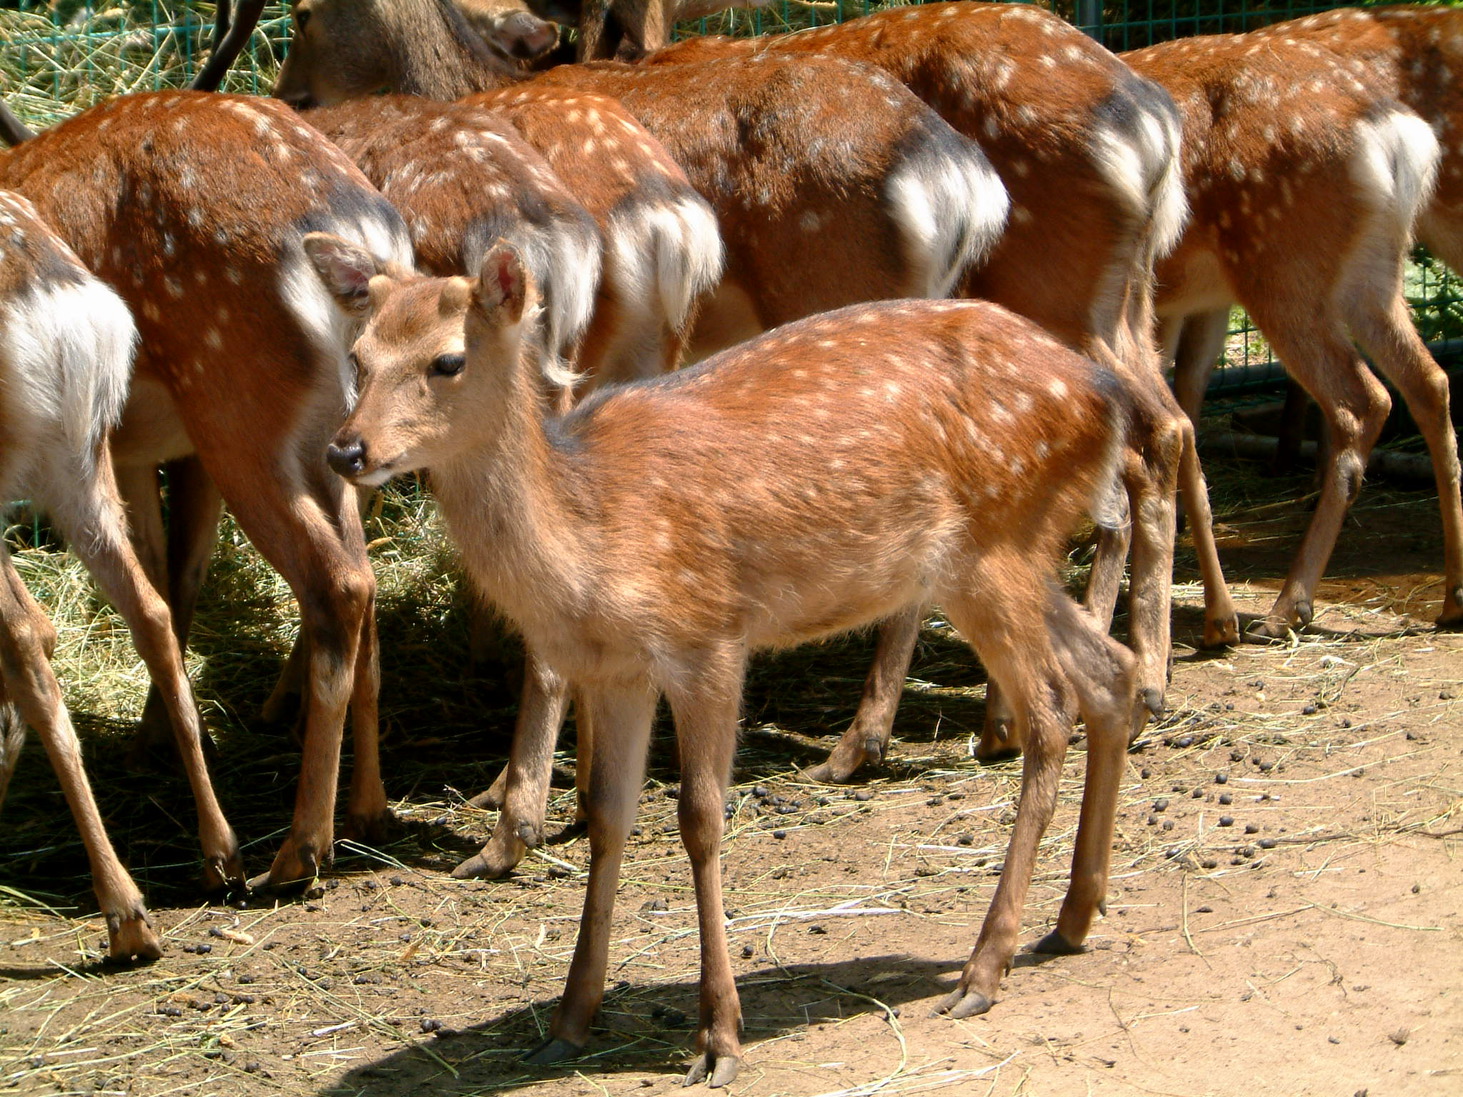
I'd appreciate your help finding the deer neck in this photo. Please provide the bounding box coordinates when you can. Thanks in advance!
[428,352,593,637]
[392,0,520,99]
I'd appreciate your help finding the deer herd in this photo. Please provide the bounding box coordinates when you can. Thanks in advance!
[0,0,1458,1086]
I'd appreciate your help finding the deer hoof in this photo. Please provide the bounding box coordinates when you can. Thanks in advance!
[248,843,321,894]
[933,985,993,1020]
[516,820,542,849]
[105,911,163,964]
[524,1036,583,1066]
[1436,594,1463,630]
[1202,613,1240,649]
[1032,930,1085,955]
[684,1051,741,1088]
[203,848,247,895]
[450,846,519,880]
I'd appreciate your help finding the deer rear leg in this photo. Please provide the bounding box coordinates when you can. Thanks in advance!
[1243,317,1391,638]
[526,679,656,1063]
[1349,292,1463,626]
[453,653,570,879]
[129,458,225,759]
[666,660,746,1087]
[51,455,242,891]
[1163,311,1239,647]
[0,550,160,962]
[806,607,921,783]
[936,573,1127,1017]
[199,458,376,891]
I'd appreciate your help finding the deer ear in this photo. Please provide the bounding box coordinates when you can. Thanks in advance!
[473,241,526,324]
[303,232,380,316]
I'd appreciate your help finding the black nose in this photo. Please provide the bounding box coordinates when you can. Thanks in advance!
[327,438,367,478]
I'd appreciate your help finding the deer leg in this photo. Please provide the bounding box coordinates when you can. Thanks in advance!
[46,453,243,892]
[526,678,656,1063]
[935,573,1080,1017]
[1162,310,1239,647]
[198,454,376,891]
[454,653,571,879]
[134,459,225,759]
[0,546,160,962]
[1349,292,1463,626]
[1241,312,1391,638]
[343,583,389,841]
[666,659,745,1087]
[1037,592,1140,951]
[806,607,921,783]
[1121,404,1181,727]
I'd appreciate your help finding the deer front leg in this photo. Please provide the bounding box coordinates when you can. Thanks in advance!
[453,653,570,879]
[1037,594,1138,952]
[936,582,1072,1016]
[526,678,656,1063]
[0,553,160,962]
[806,607,921,783]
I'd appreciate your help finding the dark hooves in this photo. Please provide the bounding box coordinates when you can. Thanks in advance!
[449,851,515,880]
[523,1036,584,1066]
[1032,930,1085,955]
[683,1052,740,1088]
[932,986,993,1020]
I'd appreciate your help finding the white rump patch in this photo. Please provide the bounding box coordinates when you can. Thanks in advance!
[606,194,725,333]
[464,215,603,374]
[887,136,1009,299]
[1352,108,1441,225]
[0,274,136,492]
[1091,98,1189,262]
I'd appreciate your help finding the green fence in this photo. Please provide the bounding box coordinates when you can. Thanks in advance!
[2,0,1460,403]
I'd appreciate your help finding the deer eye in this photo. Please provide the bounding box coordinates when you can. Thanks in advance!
[430,353,465,377]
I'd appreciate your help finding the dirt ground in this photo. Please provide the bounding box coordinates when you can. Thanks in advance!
[2,453,1461,1097]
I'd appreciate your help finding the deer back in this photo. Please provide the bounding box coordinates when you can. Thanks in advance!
[645,2,1185,360]
[1252,6,1463,268]
[1123,34,1439,319]
[526,55,1008,331]
[0,92,413,468]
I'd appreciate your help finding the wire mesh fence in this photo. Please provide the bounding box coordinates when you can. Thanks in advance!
[1,0,1459,402]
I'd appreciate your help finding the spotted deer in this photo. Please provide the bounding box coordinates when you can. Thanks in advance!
[0,92,415,891]
[1122,32,1459,637]
[0,191,242,958]
[257,0,1017,869]
[635,0,1240,769]
[306,232,1150,1085]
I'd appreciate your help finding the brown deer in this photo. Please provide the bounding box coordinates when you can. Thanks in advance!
[260,0,1021,866]
[1123,32,1460,637]
[0,92,415,891]
[0,190,240,958]
[306,231,1149,1085]
[630,0,1240,768]
[457,85,723,386]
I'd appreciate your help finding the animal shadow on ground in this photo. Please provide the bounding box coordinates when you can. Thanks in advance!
[317,954,1046,1095]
